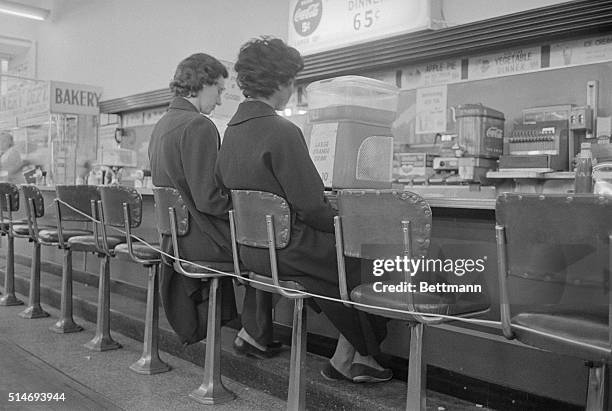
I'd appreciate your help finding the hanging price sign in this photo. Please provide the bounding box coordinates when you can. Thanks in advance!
[288,0,443,55]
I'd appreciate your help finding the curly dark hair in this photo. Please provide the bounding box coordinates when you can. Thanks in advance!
[235,37,304,98]
[170,53,228,97]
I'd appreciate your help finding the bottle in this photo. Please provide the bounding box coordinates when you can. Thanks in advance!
[575,142,593,193]
[34,167,43,185]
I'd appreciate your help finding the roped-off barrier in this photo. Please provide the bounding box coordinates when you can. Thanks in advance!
[54,198,501,328]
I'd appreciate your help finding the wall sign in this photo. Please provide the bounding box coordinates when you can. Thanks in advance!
[288,0,443,55]
[415,85,447,134]
[468,47,541,81]
[308,122,338,187]
[50,81,103,115]
[550,35,612,68]
[402,58,462,89]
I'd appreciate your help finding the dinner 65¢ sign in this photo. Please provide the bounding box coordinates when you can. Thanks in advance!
[288,0,443,55]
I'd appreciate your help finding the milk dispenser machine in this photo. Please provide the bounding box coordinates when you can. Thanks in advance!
[303,76,400,189]
[429,103,505,184]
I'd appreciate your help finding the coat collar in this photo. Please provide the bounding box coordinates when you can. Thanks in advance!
[228,100,277,126]
[168,97,199,113]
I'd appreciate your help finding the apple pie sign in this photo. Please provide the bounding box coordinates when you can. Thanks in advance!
[293,0,322,37]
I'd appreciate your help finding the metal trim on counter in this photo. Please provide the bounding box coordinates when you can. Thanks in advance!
[487,170,575,179]
[402,185,498,209]
[30,185,155,196]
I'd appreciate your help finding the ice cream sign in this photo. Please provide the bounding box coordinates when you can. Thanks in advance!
[288,0,444,55]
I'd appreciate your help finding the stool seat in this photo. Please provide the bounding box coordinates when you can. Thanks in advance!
[114,242,160,262]
[0,217,27,227]
[12,224,54,236]
[248,272,306,295]
[179,260,237,276]
[512,311,609,360]
[67,235,125,252]
[38,228,93,243]
[351,282,489,321]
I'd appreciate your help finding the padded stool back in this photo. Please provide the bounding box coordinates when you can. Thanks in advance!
[0,182,20,221]
[337,189,431,260]
[20,184,45,239]
[497,193,612,411]
[56,185,100,222]
[152,187,198,276]
[98,185,150,263]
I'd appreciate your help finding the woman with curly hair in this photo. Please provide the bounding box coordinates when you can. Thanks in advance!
[216,38,392,383]
[148,53,277,353]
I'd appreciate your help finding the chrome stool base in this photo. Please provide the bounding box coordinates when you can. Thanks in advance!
[0,294,24,306]
[19,304,49,319]
[84,335,122,352]
[130,357,171,375]
[50,319,83,334]
[189,385,236,405]
[190,277,235,405]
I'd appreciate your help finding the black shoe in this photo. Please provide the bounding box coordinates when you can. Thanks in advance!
[267,340,282,350]
[350,363,393,383]
[320,362,352,382]
[233,336,281,359]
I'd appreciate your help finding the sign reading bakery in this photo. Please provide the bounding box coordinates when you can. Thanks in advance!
[50,81,103,115]
[288,0,443,55]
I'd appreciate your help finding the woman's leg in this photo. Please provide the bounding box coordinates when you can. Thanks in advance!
[329,334,355,377]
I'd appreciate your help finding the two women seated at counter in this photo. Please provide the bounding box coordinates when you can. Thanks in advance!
[148,37,392,382]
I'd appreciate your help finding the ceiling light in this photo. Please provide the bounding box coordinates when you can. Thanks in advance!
[0,0,49,21]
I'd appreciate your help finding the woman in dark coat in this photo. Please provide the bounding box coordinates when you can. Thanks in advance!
[148,53,275,352]
[215,38,391,382]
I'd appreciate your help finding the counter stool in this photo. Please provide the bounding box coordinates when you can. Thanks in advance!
[15,184,55,319]
[98,185,170,374]
[333,189,489,411]
[497,193,612,411]
[44,185,100,333]
[229,190,310,411]
[0,182,25,306]
[67,188,124,352]
[153,187,235,404]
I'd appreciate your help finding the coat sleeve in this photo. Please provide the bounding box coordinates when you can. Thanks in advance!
[179,116,230,219]
[270,122,336,233]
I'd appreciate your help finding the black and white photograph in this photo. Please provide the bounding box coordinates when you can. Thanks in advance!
[0,0,611,410]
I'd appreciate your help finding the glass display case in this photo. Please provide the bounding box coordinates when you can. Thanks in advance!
[0,77,100,185]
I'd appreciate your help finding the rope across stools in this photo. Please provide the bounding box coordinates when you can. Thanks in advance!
[0,182,24,306]
[229,190,310,411]
[99,185,170,374]
[67,188,124,352]
[153,187,235,405]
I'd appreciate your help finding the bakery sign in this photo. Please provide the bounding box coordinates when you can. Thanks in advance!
[50,81,103,115]
[288,0,444,55]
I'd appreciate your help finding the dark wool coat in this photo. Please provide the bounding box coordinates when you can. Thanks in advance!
[215,100,386,355]
[148,97,237,345]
